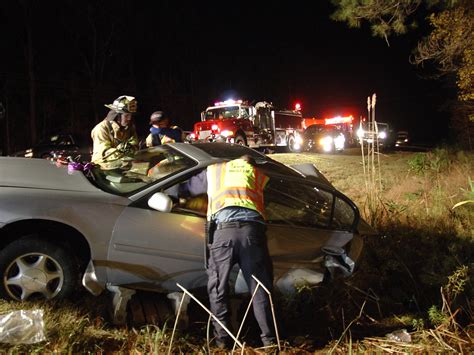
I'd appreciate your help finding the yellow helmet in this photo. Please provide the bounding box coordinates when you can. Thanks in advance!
[105,95,137,113]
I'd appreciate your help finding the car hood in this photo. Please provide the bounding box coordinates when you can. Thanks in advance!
[0,157,99,192]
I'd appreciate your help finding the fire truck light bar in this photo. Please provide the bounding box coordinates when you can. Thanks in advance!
[324,115,353,125]
[214,99,243,106]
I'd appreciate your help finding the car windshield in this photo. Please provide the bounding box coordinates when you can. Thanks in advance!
[89,146,197,196]
[205,106,250,120]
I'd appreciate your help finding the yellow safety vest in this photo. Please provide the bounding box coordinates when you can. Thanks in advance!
[207,159,269,219]
[161,135,176,144]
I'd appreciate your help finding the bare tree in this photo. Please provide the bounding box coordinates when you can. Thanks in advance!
[18,0,37,145]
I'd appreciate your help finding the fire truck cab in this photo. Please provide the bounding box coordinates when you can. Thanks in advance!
[192,99,304,152]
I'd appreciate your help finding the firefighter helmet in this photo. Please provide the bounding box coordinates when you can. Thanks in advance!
[105,95,137,113]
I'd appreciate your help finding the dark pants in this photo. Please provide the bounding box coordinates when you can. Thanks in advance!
[207,221,275,345]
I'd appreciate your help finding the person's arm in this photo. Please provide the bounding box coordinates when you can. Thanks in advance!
[182,170,208,196]
[91,123,116,162]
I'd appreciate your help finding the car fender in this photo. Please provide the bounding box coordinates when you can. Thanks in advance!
[0,187,128,261]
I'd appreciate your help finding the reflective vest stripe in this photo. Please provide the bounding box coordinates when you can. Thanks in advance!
[212,189,260,203]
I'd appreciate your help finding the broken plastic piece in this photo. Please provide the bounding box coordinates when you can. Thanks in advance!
[0,309,46,344]
[324,253,355,278]
[386,329,411,343]
[107,285,136,325]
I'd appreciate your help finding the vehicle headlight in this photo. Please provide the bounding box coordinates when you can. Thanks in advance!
[319,136,333,145]
[378,131,387,139]
[334,134,345,147]
[357,128,364,138]
[25,149,33,158]
[220,130,234,137]
[295,134,303,144]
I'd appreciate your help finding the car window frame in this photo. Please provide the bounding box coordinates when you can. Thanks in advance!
[264,174,360,232]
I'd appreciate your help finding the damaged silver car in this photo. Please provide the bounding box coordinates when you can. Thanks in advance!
[0,143,375,303]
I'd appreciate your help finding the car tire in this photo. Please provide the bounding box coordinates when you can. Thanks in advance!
[0,236,79,301]
[234,134,246,146]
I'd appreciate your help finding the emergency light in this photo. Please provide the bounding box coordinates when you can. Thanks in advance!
[324,115,353,125]
[214,99,243,106]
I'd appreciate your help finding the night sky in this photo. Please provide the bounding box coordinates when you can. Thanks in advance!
[1,1,455,151]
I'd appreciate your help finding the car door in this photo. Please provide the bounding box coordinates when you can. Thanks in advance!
[262,175,359,293]
[106,182,208,293]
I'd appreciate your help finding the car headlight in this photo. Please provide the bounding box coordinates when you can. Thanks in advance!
[319,136,333,145]
[295,135,303,144]
[334,134,345,148]
[357,128,364,138]
[25,149,33,158]
[378,131,387,139]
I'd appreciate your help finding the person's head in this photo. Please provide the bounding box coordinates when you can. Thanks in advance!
[105,95,137,127]
[239,154,256,166]
[150,111,170,128]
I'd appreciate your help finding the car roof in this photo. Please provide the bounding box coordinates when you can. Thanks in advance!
[169,142,316,181]
[170,142,265,162]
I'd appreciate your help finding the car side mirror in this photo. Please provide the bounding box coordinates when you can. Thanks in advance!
[148,192,173,213]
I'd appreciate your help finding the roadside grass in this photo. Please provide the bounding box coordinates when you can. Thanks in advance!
[0,148,472,353]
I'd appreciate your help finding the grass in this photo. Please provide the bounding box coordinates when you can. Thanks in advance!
[0,148,472,353]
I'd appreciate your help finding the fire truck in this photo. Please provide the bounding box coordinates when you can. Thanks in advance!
[302,115,356,146]
[191,99,304,152]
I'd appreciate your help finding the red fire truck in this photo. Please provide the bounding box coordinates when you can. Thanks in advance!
[191,99,304,152]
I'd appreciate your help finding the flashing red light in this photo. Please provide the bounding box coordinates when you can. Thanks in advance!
[295,103,301,111]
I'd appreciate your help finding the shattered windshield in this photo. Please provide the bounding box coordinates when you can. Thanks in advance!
[205,106,250,120]
[89,146,197,196]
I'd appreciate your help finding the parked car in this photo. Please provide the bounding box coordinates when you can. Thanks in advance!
[0,143,375,302]
[356,121,395,148]
[304,125,346,152]
[11,133,92,161]
[395,131,409,147]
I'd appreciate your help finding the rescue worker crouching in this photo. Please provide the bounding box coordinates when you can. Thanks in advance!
[91,95,139,169]
[146,111,183,147]
[185,155,277,349]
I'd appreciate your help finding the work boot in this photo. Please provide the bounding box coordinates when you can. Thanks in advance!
[261,338,279,353]
[215,337,232,350]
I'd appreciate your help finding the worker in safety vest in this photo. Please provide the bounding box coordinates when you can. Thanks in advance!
[185,155,276,349]
[145,111,183,147]
[91,95,139,169]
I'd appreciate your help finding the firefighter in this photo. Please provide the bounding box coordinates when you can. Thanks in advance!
[91,95,139,168]
[145,111,183,147]
[184,155,276,349]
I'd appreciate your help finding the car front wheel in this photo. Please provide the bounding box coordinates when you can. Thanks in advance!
[0,237,79,301]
